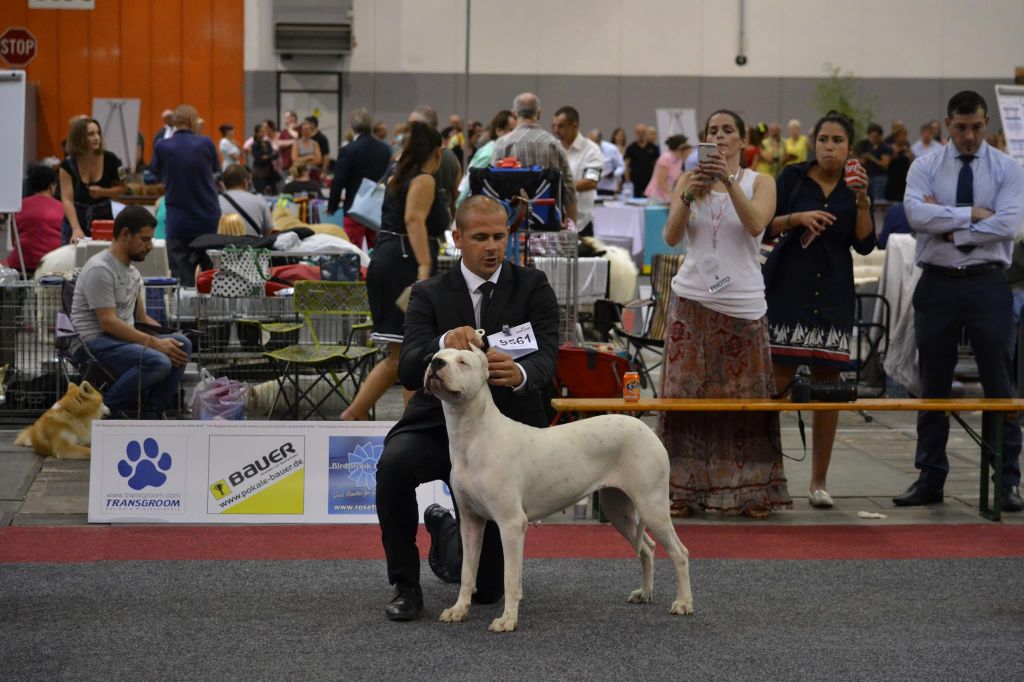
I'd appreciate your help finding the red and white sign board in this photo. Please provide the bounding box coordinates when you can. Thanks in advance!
[0,27,37,68]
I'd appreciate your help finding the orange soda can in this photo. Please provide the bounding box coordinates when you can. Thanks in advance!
[623,371,641,402]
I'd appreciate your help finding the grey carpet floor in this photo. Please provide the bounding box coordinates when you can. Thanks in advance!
[1,558,1022,680]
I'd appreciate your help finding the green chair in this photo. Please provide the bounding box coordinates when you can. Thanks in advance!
[263,280,379,420]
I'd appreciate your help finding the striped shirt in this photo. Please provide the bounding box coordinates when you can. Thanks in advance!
[491,123,577,210]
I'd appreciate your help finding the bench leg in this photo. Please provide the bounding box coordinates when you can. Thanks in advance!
[979,411,1004,522]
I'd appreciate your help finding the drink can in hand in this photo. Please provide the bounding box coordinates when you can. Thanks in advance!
[845,159,862,188]
[623,371,641,402]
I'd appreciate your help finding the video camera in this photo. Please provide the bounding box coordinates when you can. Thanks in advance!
[789,377,858,403]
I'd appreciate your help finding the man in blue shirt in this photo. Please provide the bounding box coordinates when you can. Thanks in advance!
[896,90,1024,512]
[150,104,220,286]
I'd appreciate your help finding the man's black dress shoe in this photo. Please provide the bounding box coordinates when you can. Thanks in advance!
[384,583,423,622]
[892,481,944,507]
[424,504,460,584]
[1003,486,1024,512]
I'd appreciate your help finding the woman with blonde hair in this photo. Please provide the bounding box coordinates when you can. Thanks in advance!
[217,213,248,236]
[783,118,808,166]
[59,117,127,244]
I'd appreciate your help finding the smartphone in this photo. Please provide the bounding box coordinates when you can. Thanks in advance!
[698,143,717,163]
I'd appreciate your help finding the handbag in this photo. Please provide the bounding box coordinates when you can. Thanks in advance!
[211,246,272,297]
[191,369,247,420]
[347,173,387,232]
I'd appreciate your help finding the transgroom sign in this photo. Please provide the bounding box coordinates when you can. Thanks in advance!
[88,420,451,524]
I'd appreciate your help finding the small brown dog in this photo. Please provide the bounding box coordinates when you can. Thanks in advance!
[15,381,110,459]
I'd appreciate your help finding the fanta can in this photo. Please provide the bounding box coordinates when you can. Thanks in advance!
[623,371,641,402]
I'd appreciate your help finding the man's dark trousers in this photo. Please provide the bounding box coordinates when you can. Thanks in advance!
[913,267,1022,490]
[376,428,505,603]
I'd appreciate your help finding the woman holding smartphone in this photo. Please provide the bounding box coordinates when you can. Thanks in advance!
[762,111,874,508]
[658,109,791,519]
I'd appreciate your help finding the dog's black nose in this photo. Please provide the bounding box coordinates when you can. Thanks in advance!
[430,357,447,371]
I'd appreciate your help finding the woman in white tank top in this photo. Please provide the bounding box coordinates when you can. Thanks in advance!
[656,110,792,519]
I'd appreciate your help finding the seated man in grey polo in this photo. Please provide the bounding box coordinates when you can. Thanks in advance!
[71,206,192,419]
[218,163,274,236]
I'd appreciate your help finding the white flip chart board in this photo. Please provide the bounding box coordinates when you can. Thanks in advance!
[0,70,27,213]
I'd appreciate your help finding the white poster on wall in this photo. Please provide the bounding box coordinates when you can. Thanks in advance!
[88,420,452,524]
[995,84,1024,168]
[655,108,698,148]
[92,98,140,172]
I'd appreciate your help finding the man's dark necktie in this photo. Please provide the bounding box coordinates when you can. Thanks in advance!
[956,155,974,206]
[477,281,495,328]
[955,155,976,253]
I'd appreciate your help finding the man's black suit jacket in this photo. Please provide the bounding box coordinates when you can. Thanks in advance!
[387,260,560,442]
[327,133,393,215]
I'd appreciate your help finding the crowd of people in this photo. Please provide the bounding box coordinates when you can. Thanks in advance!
[8,87,1022,622]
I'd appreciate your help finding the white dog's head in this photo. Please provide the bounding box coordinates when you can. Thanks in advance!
[423,347,489,404]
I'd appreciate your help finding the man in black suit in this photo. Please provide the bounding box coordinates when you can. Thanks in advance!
[327,107,392,250]
[376,195,560,621]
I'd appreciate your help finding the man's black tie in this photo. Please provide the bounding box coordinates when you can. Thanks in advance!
[955,155,976,253]
[477,281,496,328]
[956,155,974,206]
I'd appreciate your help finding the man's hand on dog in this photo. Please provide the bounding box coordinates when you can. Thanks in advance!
[445,326,484,351]
[486,347,523,387]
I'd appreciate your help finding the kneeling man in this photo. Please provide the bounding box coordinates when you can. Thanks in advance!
[375,195,560,620]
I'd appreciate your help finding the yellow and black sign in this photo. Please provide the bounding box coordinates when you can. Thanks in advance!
[210,480,231,500]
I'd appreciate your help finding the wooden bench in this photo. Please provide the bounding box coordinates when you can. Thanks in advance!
[550,397,1024,521]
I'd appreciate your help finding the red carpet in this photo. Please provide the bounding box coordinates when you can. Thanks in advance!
[1,524,1023,563]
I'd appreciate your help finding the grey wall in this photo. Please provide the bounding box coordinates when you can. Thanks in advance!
[246,70,1012,147]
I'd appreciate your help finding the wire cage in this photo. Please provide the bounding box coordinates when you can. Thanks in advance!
[174,292,299,384]
[512,231,579,345]
[176,289,375,417]
[0,281,66,424]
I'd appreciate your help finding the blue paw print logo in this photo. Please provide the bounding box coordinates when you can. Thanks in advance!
[118,438,172,490]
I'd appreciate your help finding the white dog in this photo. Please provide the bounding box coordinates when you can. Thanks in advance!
[424,346,693,632]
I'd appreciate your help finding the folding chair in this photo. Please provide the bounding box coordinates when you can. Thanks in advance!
[54,278,194,417]
[597,253,684,396]
[263,280,379,420]
[54,279,118,392]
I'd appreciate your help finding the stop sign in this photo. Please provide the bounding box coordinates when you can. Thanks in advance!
[0,27,38,67]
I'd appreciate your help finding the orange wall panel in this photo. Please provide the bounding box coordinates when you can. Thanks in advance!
[120,1,152,160]
[0,0,244,161]
[148,0,183,120]
[211,0,244,137]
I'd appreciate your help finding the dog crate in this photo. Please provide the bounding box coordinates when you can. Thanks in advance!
[177,291,374,416]
[0,281,67,425]
[515,231,579,345]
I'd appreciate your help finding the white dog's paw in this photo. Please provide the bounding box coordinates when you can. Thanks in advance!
[488,614,518,632]
[439,603,470,623]
[626,588,652,604]
[669,599,694,615]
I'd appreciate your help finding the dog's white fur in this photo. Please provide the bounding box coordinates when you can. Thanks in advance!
[425,346,693,632]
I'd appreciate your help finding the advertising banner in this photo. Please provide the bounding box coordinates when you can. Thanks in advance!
[88,421,452,524]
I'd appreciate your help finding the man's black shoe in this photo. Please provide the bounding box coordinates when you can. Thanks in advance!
[1003,486,1024,512]
[424,504,460,584]
[892,481,944,507]
[384,583,423,622]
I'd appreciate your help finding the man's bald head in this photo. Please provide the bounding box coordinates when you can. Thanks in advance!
[512,93,540,122]
[409,105,439,129]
